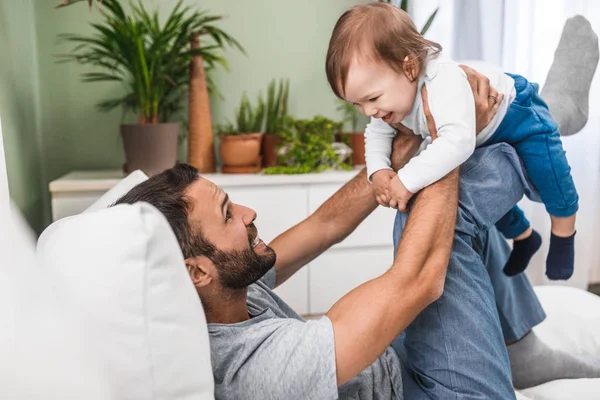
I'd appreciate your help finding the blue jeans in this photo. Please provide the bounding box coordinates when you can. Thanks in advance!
[391,144,546,400]
[488,73,579,239]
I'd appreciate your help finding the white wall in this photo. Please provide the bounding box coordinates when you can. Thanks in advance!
[0,118,10,216]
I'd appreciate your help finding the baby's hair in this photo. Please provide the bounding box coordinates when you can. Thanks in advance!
[326,3,442,99]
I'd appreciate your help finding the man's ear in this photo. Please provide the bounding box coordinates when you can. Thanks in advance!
[402,55,418,82]
[185,255,216,288]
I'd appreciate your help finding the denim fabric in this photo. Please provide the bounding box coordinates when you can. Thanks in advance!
[391,144,546,400]
[486,73,579,220]
[495,204,531,239]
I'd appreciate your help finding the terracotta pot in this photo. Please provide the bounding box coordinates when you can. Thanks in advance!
[338,132,366,166]
[349,131,366,166]
[262,133,282,167]
[121,123,180,176]
[219,133,263,173]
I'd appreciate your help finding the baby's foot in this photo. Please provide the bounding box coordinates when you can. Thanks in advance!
[503,230,542,276]
[545,231,575,280]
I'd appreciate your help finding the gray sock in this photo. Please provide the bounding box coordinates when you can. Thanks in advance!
[508,331,600,389]
[541,15,599,136]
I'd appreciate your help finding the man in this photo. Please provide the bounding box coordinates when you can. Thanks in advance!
[114,17,600,400]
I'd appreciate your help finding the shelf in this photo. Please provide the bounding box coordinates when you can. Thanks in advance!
[49,167,366,193]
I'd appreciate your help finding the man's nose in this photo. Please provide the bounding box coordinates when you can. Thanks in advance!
[240,205,256,226]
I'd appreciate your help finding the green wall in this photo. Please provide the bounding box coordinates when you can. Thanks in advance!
[6,0,364,230]
[0,0,47,232]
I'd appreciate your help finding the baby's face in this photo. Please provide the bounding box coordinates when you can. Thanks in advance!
[344,56,418,124]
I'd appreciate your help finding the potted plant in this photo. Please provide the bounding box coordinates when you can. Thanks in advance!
[219,93,266,174]
[336,99,369,166]
[56,0,242,176]
[262,78,289,167]
[263,116,351,175]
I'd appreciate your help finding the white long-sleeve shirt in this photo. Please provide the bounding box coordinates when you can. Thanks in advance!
[364,56,517,193]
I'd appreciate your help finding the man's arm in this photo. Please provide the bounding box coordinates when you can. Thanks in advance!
[269,134,422,288]
[328,64,504,386]
[328,166,458,385]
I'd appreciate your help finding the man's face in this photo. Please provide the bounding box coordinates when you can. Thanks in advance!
[185,178,276,289]
[343,56,418,124]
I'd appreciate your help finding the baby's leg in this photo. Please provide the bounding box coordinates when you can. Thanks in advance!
[511,123,577,280]
[490,72,578,280]
[495,206,542,276]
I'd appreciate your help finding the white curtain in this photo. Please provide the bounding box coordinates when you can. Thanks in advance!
[412,0,600,289]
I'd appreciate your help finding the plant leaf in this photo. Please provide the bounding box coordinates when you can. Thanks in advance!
[420,8,439,36]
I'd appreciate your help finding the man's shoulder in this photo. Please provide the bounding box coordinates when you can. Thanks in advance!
[256,266,277,289]
[247,268,305,320]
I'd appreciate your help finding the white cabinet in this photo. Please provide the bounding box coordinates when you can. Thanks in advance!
[309,247,394,314]
[50,170,396,315]
[308,185,397,249]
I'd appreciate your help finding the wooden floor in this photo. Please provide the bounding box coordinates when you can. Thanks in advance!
[589,283,600,296]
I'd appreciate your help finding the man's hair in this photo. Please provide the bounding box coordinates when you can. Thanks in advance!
[113,163,215,260]
[325,2,442,98]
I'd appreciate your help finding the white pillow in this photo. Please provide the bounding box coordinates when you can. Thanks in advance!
[520,378,600,400]
[85,169,148,213]
[518,286,600,400]
[37,203,214,400]
[533,285,600,356]
[0,205,110,399]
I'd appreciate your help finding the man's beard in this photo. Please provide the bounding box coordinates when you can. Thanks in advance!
[210,225,276,289]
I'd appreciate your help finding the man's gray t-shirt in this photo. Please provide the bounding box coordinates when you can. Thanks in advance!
[208,268,403,399]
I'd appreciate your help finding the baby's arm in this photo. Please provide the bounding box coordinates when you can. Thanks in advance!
[397,65,477,194]
[364,117,398,180]
[365,117,399,206]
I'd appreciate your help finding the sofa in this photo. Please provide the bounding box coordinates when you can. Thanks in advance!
[1,170,599,399]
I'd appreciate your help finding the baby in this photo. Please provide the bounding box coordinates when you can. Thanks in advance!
[325,3,579,280]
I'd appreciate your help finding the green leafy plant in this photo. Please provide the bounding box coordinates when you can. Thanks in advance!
[219,93,266,135]
[263,116,351,174]
[265,78,290,135]
[336,99,369,132]
[378,0,438,35]
[56,0,243,123]
[56,0,103,9]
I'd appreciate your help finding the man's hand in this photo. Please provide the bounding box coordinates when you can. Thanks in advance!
[388,175,414,212]
[458,64,504,134]
[371,169,396,207]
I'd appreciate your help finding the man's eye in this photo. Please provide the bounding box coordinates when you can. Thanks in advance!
[368,96,379,102]
[225,211,232,222]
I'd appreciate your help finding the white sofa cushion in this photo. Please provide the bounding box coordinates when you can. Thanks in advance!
[0,206,109,399]
[37,202,214,400]
[519,286,600,400]
[85,169,148,213]
[532,286,600,355]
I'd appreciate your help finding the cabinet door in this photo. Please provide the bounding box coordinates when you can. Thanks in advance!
[52,191,107,221]
[223,186,309,315]
[308,246,394,315]
[308,184,397,249]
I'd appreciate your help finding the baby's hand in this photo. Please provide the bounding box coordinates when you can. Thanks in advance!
[371,169,397,207]
[389,175,414,212]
